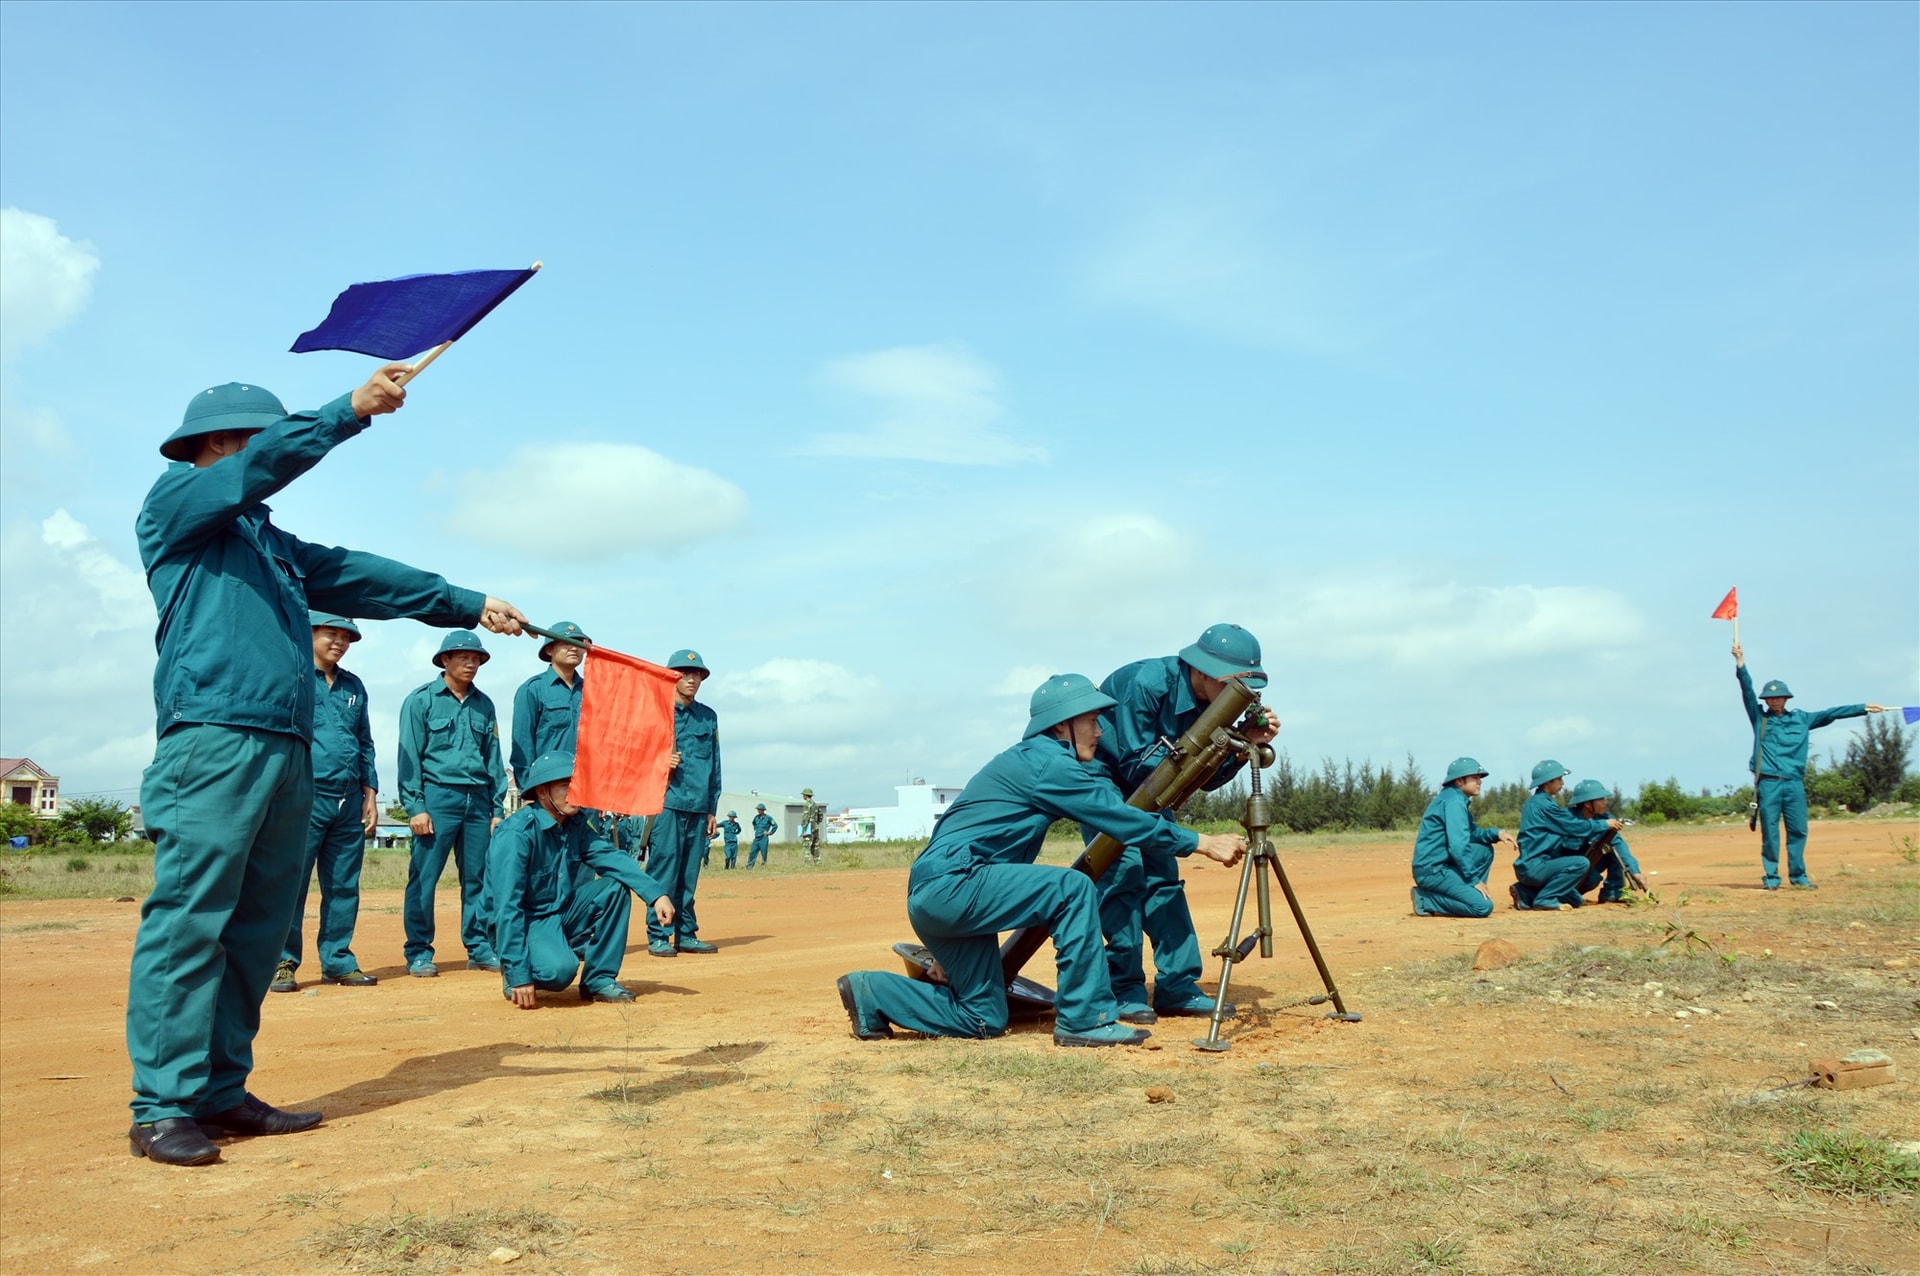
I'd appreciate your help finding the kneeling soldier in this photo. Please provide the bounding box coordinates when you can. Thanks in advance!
[1410,757,1515,917]
[834,675,1244,1047]
[1512,760,1623,910]
[490,751,674,1006]
[1565,779,1646,903]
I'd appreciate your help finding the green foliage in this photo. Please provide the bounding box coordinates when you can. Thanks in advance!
[1186,752,1431,834]
[1768,1128,1919,1201]
[1803,758,1866,812]
[1634,776,1698,821]
[64,856,90,873]
[53,797,133,844]
[1835,716,1913,808]
[1898,773,1920,804]
[0,801,41,845]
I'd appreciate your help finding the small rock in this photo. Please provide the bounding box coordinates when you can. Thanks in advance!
[488,1248,520,1266]
[1674,1010,1691,1019]
[1740,992,1756,1002]
[1472,939,1523,971]
[1812,1000,1839,1011]
[1146,1086,1175,1104]
[1689,1006,1712,1015]
[1653,990,1665,999]
[1642,981,1664,991]
[114,896,136,903]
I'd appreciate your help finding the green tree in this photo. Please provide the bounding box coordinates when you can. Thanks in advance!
[54,797,133,844]
[0,802,41,845]
[1633,777,1699,822]
[1836,717,1913,808]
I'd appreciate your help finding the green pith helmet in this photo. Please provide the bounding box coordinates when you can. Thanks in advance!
[308,611,362,641]
[727,810,738,818]
[1567,778,1611,806]
[161,382,287,461]
[1530,759,1570,790]
[667,648,710,675]
[1760,679,1792,699]
[539,620,592,662]
[802,788,813,798]
[519,750,575,792]
[1444,757,1488,785]
[433,630,491,668]
[1024,674,1117,739]
[755,802,766,811]
[1178,623,1268,690]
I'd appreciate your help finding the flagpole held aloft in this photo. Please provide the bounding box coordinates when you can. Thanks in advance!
[293,262,543,378]
[1711,586,1739,647]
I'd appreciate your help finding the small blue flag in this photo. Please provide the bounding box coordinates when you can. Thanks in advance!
[1903,706,1920,725]
[291,266,539,360]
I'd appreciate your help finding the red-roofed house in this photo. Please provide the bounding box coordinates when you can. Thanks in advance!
[1,759,60,818]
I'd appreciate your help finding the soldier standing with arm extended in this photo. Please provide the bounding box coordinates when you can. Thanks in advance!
[398,631,510,977]
[127,371,526,1167]
[748,803,776,868]
[647,649,722,956]
[1733,643,1886,890]
[719,810,742,868]
[271,614,381,993]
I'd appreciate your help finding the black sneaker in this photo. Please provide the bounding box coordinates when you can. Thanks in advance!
[269,961,298,994]
[837,974,893,1040]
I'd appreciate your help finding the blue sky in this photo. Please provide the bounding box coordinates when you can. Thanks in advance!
[2,1,1914,811]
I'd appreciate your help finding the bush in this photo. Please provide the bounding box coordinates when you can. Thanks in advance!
[1836,717,1914,808]
[1804,760,1866,812]
[1634,777,1700,822]
[0,801,42,846]
[64,857,90,873]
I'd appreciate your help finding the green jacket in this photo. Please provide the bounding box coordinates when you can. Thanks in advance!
[397,678,508,817]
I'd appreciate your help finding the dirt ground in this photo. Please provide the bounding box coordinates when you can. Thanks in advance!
[2,819,1916,1276]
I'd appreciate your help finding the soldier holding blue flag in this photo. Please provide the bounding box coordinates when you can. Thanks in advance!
[271,613,380,994]
[127,369,527,1167]
[1733,644,1886,890]
[398,632,510,977]
[1409,758,1514,917]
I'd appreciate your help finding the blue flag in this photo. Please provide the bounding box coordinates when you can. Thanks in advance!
[291,267,539,360]
[1904,706,1919,725]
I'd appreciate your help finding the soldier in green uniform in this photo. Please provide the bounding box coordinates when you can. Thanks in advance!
[271,613,380,993]
[647,649,722,956]
[398,631,510,977]
[1733,643,1886,889]
[719,810,742,868]
[127,370,525,1167]
[748,803,776,868]
[509,620,590,784]
[490,751,675,1006]
[800,788,825,863]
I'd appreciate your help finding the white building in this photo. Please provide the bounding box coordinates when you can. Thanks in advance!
[835,779,962,843]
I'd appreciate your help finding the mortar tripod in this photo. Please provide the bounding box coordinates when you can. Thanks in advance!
[1193,760,1361,1051]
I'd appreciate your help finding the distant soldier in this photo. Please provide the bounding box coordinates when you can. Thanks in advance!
[397,631,509,977]
[719,810,742,868]
[800,788,825,863]
[1512,760,1622,910]
[1733,643,1886,890]
[272,613,380,994]
[1409,757,1515,917]
[748,803,776,868]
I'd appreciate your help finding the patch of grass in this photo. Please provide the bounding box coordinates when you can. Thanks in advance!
[64,857,90,873]
[1401,1236,1467,1271]
[936,1043,1127,1096]
[310,1206,572,1275]
[1,920,81,934]
[1768,1128,1920,1201]
[1669,1208,1754,1252]
[276,1188,343,1211]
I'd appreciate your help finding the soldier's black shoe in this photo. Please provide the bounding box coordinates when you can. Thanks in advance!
[269,961,298,994]
[838,974,894,1040]
[678,938,718,954]
[582,983,636,1003]
[197,1094,322,1138]
[320,970,378,986]
[468,958,502,973]
[129,1118,220,1166]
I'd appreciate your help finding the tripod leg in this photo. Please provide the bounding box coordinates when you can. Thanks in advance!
[1266,852,1361,1022]
[1194,842,1260,1052]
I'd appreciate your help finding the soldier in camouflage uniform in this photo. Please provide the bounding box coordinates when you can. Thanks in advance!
[800,788,826,863]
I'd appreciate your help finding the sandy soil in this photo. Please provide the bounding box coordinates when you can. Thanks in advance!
[1,819,1915,1275]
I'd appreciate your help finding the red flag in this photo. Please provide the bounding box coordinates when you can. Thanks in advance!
[1711,587,1738,621]
[571,647,680,815]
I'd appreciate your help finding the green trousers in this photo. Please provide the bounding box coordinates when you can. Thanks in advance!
[127,726,311,1123]
[513,877,635,994]
[281,790,368,977]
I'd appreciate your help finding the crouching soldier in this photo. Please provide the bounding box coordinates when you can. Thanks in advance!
[1565,779,1646,903]
[1512,760,1623,910]
[489,751,675,1006]
[1410,757,1515,917]
[834,675,1244,1047]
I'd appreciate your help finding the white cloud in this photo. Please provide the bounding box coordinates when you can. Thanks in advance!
[0,208,99,363]
[1525,715,1597,747]
[803,343,1048,465]
[992,664,1058,697]
[986,513,1199,637]
[444,442,748,558]
[705,657,890,744]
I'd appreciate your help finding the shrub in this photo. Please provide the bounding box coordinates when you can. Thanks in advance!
[64,857,90,873]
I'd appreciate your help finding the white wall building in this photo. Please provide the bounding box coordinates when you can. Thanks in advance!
[834,779,962,843]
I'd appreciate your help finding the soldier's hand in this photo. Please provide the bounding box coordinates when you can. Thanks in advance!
[491,816,503,833]
[1196,833,1245,867]
[1732,642,1744,665]
[653,897,676,927]
[1865,703,1888,713]
[479,598,527,635]
[410,812,434,836]
[350,363,412,418]
[667,750,683,770]
[706,815,718,837]
[361,789,379,835]
[1606,819,1625,832]
[510,984,538,1009]
[1245,711,1281,745]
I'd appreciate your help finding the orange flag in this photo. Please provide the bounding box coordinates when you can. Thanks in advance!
[571,646,680,815]
[1711,587,1738,620]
